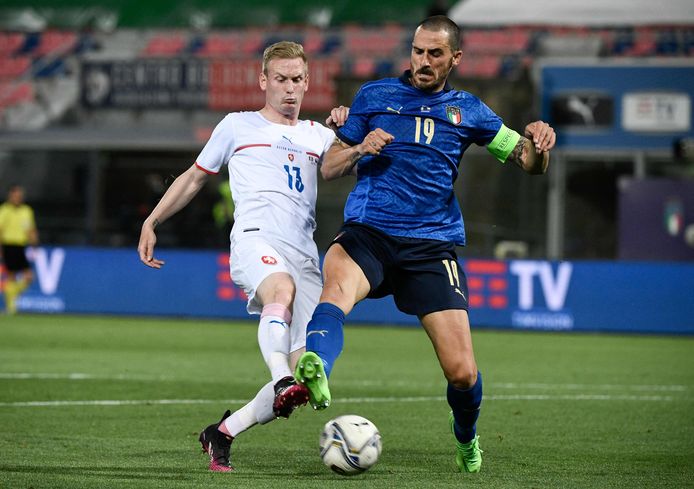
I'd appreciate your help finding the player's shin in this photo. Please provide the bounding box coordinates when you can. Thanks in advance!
[447,371,483,443]
[257,303,292,381]
[305,302,345,377]
[222,381,276,438]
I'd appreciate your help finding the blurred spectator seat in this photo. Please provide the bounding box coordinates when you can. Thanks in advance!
[656,30,681,55]
[623,27,656,56]
[343,24,403,57]
[351,56,376,78]
[302,30,325,55]
[456,55,502,78]
[462,28,530,55]
[0,55,31,79]
[142,32,187,57]
[240,29,264,55]
[0,32,25,56]
[320,33,342,55]
[0,81,34,108]
[34,30,78,57]
[16,32,41,55]
[196,32,241,57]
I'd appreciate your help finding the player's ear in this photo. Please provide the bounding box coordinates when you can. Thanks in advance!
[305,72,309,92]
[451,49,463,67]
[259,72,267,91]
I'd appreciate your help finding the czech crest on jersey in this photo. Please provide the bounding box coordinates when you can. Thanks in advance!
[446,106,462,125]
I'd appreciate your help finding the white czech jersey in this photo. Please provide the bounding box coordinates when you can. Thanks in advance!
[196,111,335,259]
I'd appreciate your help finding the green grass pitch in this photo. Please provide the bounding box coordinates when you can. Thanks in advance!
[1,314,693,488]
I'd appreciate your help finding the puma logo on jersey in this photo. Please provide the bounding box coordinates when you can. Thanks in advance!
[455,288,467,300]
[282,135,293,144]
[269,320,288,328]
[306,330,328,337]
[386,106,403,114]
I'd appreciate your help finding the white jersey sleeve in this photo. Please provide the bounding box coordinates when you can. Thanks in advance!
[195,114,236,174]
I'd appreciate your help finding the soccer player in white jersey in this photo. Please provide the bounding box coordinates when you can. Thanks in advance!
[137,41,346,472]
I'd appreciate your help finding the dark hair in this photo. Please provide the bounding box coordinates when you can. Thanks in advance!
[418,15,461,52]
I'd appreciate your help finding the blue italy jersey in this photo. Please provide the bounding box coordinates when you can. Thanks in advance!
[336,71,503,246]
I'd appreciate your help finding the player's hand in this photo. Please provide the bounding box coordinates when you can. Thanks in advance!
[357,128,394,156]
[524,121,556,154]
[326,105,350,130]
[138,222,165,269]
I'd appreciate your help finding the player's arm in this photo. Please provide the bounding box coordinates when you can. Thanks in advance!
[510,121,555,174]
[27,208,38,245]
[28,225,38,246]
[138,164,210,268]
[320,129,394,181]
[487,121,555,175]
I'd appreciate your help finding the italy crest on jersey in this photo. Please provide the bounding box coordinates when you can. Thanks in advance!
[446,106,462,125]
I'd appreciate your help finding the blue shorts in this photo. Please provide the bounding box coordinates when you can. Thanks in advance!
[332,223,469,316]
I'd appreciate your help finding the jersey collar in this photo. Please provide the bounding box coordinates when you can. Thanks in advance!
[399,70,453,93]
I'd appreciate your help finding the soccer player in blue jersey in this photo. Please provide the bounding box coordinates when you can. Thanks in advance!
[295,15,555,473]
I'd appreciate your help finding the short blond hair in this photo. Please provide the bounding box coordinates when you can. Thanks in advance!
[262,41,307,75]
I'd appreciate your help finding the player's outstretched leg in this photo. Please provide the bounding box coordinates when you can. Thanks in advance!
[199,410,234,472]
[294,351,331,410]
[449,412,483,473]
[272,376,310,418]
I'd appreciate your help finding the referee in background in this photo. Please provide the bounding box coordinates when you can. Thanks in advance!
[0,185,38,314]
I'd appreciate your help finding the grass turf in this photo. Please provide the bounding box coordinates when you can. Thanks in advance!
[0,314,693,488]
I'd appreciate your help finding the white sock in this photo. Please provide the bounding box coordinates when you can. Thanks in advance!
[222,381,277,437]
[257,303,292,382]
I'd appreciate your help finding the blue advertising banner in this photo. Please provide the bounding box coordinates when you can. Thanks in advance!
[1,247,693,335]
[540,63,694,151]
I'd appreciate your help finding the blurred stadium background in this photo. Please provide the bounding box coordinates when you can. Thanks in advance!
[0,0,693,331]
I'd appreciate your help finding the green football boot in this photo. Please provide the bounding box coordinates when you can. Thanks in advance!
[449,412,483,473]
[294,351,331,410]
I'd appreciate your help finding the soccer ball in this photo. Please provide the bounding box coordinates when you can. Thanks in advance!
[319,414,382,475]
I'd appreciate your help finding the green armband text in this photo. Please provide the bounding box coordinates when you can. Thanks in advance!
[487,124,521,163]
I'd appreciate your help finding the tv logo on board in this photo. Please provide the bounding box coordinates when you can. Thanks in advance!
[16,247,66,312]
[510,261,574,330]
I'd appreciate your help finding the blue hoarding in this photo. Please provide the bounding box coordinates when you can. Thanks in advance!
[1,247,693,335]
[540,63,694,151]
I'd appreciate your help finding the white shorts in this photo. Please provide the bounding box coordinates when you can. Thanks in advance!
[229,236,322,353]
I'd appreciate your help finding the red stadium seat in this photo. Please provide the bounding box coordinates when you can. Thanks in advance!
[456,55,501,78]
[302,30,324,55]
[142,32,187,56]
[352,56,376,78]
[34,30,77,57]
[0,56,30,79]
[196,32,243,57]
[0,81,34,107]
[0,32,24,56]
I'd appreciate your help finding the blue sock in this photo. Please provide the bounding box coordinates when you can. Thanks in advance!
[305,302,345,378]
[447,371,483,444]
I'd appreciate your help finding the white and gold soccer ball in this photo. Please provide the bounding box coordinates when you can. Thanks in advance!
[319,414,382,475]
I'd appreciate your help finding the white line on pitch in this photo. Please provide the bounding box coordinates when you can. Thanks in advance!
[0,373,688,393]
[0,393,680,408]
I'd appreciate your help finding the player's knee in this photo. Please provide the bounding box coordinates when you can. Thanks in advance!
[263,274,296,305]
[320,282,355,315]
[446,364,478,390]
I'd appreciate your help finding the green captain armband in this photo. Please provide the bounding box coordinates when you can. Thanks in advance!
[487,124,521,163]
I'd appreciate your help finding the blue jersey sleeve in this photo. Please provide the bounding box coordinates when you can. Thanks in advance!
[335,86,371,146]
[467,98,503,147]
